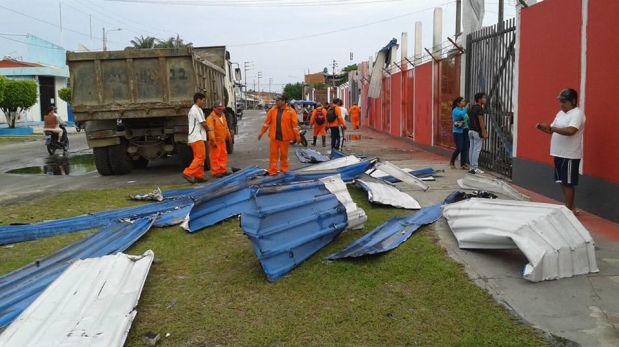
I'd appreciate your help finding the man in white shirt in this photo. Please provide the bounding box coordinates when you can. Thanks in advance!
[182,92,208,183]
[536,88,586,212]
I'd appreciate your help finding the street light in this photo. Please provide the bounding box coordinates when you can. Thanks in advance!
[102,27,122,51]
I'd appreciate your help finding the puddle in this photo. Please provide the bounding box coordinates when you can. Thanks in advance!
[6,154,96,176]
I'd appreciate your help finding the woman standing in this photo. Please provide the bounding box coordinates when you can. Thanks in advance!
[450,96,470,170]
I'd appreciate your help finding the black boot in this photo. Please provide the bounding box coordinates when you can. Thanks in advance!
[321,136,326,147]
[312,136,317,146]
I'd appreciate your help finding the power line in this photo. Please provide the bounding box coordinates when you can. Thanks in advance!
[106,0,406,7]
[228,1,455,47]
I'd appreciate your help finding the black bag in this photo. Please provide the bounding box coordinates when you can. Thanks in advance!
[326,107,337,123]
[315,109,326,125]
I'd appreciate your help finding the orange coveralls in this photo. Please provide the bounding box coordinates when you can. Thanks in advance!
[206,111,231,176]
[349,105,361,129]
[310,107,327,136]
[260,106,300,175]
[183,141,206,180]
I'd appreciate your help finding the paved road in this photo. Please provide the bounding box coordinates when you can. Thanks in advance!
[0,110,298,204]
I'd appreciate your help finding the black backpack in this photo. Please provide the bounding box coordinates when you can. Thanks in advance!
[326,107,337,123]
[315,108,326,125]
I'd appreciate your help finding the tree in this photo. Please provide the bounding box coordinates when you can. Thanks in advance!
[128,35,157,49]
[312,83,326,90]
[58,87,71,103]
[0,76,5,105]
[155,36,193,48]
[0,79,37,128]
[342,64,358,73]
[283,82,303,100]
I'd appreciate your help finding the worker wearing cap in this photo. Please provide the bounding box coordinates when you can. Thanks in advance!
[183,92,208,183]
[310,103,327,146]
[349,103,361,129]
[258,95,300,175]
[206,101,232,178]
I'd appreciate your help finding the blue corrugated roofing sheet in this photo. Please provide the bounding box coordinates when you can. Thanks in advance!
[241,181,348,281]
[162,166,266,199]
[295,148,330,163]
[288,160,374,183]
[326,205,442,260]
[0,217,155,328]
[330,148,346,159]
[374,167,440,184]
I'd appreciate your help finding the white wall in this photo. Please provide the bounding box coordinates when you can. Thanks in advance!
[0,76,68,125]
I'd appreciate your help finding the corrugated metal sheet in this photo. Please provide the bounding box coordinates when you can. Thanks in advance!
[320,175,367,229]
[162,166,266,199]
[375,161,429,191]
[0,197,193,245]
[241,180,348,281]
[289,160,374,183]
[442,199,599,282]
[457,174,529,201]
[0,217,155,328]
[368,167,441,184]
[297,155,361,172]
[330,148,346,159]
[0,251,154,346]
[295,148,330,163]
[327,204,442,260]
[356,179,421,209]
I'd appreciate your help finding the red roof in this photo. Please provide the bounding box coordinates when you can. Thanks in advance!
[0,59,43,68]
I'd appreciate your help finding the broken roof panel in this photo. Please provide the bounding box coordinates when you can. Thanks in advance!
[327,204,442,260]
[295,148,330,163]
[0,197,193,245]
[297,155,361,172]
[0,217,155,328]
[162,166,266,199]
[0,251,154,346]
[356,179,421,209]
[442,199,598,282]
[289,160,374,183]
[241,180,350,281]
[457,174,529,201]
[320,175,367,229]
[375,161,429,191]
[368,167,441,184]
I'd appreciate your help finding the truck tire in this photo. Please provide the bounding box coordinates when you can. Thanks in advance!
[93,147,113,176]
[108,142,133,175]
[178,143,193,168]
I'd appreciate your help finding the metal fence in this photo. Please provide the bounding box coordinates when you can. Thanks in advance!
[466,19,516,177]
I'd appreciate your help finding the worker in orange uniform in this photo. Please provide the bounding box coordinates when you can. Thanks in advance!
[326,98,346,149]
[349,103,361,129]
[310,103,327,147]
[206,101,232,178]
[258,95,300,176]
[182,92,208,184]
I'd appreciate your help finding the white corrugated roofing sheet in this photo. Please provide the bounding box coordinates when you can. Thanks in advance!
[320,175,367,230]
[297,155,361,172]
[457,174,529,201]
[375,161,429,191]
[0,251,154,346]
[442,199,598,282]
[357,179,421,209]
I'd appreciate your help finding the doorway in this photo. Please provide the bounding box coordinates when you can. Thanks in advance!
[39,76,56,120]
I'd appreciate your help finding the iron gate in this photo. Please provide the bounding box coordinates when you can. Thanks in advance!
[466,18,516,177]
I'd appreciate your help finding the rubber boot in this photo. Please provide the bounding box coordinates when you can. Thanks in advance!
[312,136,317,146]
[321,136,326,147]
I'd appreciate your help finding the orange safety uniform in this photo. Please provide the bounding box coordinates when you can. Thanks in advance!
[206,110,231,176]
[326,106,346,128]
[310,107,327,136]
[183,141,206,180]
[349,105,361,129]
[260,106,300,175]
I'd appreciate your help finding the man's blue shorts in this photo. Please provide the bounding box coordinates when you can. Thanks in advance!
[554,157,580,186]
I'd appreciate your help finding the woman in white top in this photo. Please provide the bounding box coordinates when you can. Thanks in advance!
[536,88,586,213]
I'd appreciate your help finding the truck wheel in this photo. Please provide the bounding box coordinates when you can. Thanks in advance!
[178,143,193,167]
[132,157,149,169]
[108,142,133,175]
[93,147,113,176]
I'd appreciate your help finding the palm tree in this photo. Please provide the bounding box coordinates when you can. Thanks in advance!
[128,36,157,49]
[154,36,193,48]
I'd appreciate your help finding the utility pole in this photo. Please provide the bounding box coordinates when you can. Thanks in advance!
[455,0,462,38]
[59,1,63,46]
[102,27,122,51]
[268,78,272,93]
[331,59,338,88]
[243,61,253,109]
[498,0,505,28]
[257,71,262,94]
[89,15,92,40]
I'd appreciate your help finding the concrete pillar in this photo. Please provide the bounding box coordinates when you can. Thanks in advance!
[401,32,408,70]
[414,21,422,64]
[433,8,443,55]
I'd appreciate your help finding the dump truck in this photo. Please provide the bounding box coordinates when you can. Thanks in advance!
[67,46,241,175]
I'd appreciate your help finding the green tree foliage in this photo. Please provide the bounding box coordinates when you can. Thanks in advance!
[0,76,6,104]
[342,64,358,73]
[0,79,38,128]
[283,82,303,100]
[129,35,157,49]
[58,87,71,103]
[154,37,193,48]
[312,83,326,90]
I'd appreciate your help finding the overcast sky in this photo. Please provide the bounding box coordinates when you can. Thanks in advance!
[0,0,516,91]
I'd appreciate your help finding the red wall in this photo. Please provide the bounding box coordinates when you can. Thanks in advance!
[414,63,433,146]
[517,0,582,165]
[584,0,619,183]
[390,72,402,137]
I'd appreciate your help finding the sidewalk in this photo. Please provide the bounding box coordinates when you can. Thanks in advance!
[340,127,619,346]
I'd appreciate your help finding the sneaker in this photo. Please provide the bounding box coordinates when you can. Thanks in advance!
[468,169,476,175]
[182,173,196,184]
[474,168,485,174]
[461,164,470,170]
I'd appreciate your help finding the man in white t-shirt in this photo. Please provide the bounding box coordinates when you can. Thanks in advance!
[182,92,208,183]
[536,88,586,212]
